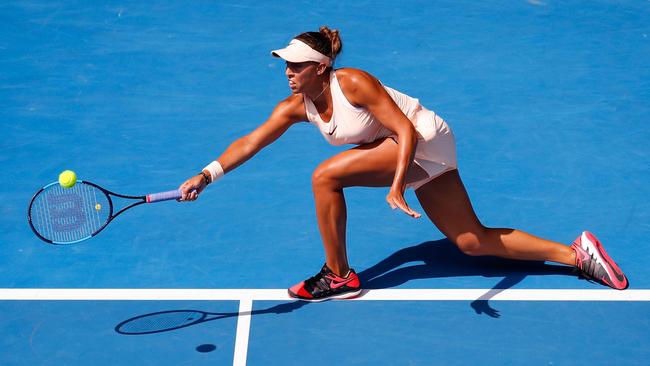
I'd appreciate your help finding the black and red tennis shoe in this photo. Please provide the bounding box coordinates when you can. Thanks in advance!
[288,264,362,302]
[571,231,629,290]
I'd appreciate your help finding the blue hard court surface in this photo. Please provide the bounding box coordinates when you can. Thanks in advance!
[1,1,649,365]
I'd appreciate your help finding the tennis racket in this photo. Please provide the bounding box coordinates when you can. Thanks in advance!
[27,181,183,244]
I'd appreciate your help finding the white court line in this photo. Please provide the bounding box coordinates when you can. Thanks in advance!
[233,298,252,366]
[1,288,649,301]
[2,288,649,366]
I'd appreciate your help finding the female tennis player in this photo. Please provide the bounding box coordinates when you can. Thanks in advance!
[179,26,629,301]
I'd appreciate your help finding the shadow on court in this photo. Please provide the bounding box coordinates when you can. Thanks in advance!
[114,301,308,336]
[115,239,578,335]
[360,239,576,289]
[359,239,578,318]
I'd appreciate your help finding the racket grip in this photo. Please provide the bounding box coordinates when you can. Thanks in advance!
[146,189,182,203]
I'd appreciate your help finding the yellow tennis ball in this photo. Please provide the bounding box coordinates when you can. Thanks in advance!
[95,203,102,211]
[58,170,77,188]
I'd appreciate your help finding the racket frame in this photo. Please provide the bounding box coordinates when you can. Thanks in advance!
[28,181,164,245]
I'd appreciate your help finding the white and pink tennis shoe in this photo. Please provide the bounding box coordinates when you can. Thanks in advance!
[571,231,629,290]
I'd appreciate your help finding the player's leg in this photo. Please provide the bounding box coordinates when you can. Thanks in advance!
[414,169,575,264]
[311,137,428,275]
[288,137,428,301]
[414,169,628,289]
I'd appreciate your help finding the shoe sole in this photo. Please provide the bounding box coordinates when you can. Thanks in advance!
[287,288,363,302]
[581,231,629,290]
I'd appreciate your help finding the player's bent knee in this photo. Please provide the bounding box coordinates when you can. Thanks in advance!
[312,163,341,190]
[453,232,484,256]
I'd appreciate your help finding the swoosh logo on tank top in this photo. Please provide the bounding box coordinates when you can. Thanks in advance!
[328,124,337,135]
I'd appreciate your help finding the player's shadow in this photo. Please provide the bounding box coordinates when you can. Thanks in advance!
[358,239,577,318]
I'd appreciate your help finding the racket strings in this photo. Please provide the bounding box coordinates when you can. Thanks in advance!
[29,183,110,243]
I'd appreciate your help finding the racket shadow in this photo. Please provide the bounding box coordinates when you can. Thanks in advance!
[357,239,578,318]
[115,301,309,335]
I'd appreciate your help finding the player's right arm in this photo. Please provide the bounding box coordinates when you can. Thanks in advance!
[216,94,306,173]
[179,94,306,201]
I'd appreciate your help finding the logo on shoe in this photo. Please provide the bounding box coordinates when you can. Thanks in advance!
[328,275,356,289]
[614,271,626,283]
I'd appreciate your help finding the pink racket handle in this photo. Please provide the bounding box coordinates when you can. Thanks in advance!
[146,189,182,203]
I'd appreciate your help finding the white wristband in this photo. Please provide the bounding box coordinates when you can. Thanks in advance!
[203,160,224,183]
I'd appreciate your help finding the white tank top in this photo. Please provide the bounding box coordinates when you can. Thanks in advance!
[304,71,422,146]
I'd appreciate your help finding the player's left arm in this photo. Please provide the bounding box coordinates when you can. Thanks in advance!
[336,68,421,218]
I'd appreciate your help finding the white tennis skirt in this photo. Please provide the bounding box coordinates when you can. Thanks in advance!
[406,107,457,190]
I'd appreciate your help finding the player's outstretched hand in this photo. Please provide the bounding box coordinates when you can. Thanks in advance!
[386,187,421,218]
[178,175,207,201]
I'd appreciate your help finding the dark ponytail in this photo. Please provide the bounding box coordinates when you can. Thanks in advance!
[295,26,343,61]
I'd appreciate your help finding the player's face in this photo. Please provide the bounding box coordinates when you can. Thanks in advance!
[285,61,319,93]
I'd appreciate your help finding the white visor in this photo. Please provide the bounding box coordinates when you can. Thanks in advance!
[271,39,332,66]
